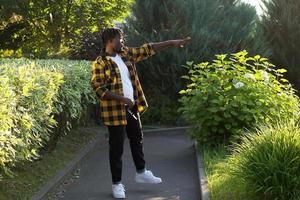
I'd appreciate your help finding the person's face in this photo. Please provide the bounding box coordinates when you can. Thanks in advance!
[109,34,124,53]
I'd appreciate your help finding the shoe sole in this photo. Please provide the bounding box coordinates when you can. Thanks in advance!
[112,190,126,198]
[112,194,126,199]
[135,178,162,184]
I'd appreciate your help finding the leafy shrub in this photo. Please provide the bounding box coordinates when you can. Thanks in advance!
[0,61,63,178]
[178,51,300,145]
[228,119,300,200]
[0,58,97,179]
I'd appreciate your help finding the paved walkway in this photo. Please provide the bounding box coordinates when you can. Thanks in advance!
[52,129,201,200]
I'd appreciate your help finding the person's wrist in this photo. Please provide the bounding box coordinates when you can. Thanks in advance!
[169,40,176,47]
[120,96,127,102]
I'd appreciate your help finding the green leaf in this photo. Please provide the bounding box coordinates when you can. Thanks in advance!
[179,90,187,94]
[181,75,190,80]
[280,78,289,83]
[276,69,287,73]
[225,124,231,129]
[186,61,194,66]
[208,107,219,113]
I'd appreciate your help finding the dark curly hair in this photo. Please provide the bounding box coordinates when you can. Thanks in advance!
[101,27,124,47]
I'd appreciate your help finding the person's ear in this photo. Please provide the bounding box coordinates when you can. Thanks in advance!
[111,37,118,46]
[107,39,112,46]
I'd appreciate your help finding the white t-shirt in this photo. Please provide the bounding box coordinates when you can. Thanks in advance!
[109,53,134,103]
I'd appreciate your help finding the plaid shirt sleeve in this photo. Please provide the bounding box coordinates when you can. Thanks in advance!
[91,58,110,100]
[123,43,156,63]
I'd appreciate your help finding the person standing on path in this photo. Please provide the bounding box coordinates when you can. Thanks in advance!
[91,27,191,199]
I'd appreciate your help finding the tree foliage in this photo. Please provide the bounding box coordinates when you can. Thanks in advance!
[261,0,300,92]
[0,0,133,58]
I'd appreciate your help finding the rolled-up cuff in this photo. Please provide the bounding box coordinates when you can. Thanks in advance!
[95,87,109,100]
[143,43,156,56]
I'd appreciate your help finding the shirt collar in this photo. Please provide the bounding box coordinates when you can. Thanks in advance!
[100,47,127,61]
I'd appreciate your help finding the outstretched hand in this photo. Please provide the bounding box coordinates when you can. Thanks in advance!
[173,36,191,48]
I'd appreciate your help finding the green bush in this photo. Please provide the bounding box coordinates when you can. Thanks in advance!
[0,58,97,180]
[228,119,300,200]
[0,61,63,178]
[178,51,300,145]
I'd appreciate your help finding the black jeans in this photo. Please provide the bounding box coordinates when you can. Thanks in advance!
[106,104,146,184]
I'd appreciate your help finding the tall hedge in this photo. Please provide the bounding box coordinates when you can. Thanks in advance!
[0,58,97,180]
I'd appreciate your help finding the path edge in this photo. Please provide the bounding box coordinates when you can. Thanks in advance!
[194,140,210,200]
[143,126,192,135]
[31,132,103,200]
[31,126,191,200]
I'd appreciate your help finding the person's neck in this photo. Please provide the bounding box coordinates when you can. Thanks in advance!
[105,47,117,57]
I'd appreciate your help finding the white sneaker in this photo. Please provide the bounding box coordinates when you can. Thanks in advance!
[135,169,162,184]
[112,183,126,199]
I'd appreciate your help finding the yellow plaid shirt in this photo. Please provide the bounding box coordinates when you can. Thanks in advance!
[91,43,156,126]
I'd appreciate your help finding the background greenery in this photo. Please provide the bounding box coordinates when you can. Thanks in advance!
[1,0,299,126]
[0,0,134,58]
[123,0,270,125]
[261,0,300,93]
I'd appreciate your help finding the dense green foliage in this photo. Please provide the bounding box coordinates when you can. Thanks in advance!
[178,51,300,145]
[0,58,96,180]
[124,0,269,125]
[229,119,300,200]
[0,0,133,58]
[261,0,300,92]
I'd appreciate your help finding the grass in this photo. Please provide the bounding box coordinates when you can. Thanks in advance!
[228,120,300,200]
[201,119,300,200]
[0,124,107,200]
[202,144,256,200]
